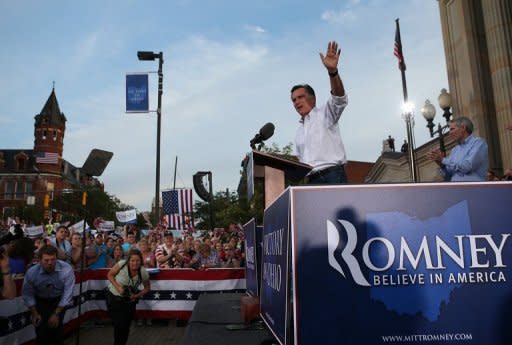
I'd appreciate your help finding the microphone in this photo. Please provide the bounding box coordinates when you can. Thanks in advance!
[250,122,275,149]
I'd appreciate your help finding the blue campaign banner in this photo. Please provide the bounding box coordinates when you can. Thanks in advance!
[290,182,512,345]
[261,190,291,345]
[126,74,149,112]
[244,218,259,297]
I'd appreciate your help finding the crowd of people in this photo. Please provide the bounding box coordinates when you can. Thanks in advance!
[0,220,246,345]
[0,221,246,278]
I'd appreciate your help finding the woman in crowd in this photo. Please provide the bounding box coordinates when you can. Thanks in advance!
[107,244,124,268]
[220,244,241,268]
[138,238,156,268]
[70,233,83,269]
[188,243,219,269]
[106,248,150,345]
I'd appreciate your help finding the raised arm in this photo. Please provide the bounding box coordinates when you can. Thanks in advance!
[319,41,345,97]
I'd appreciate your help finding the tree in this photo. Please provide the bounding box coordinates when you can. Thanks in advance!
[51,187,136,226]
[194,190,256,230]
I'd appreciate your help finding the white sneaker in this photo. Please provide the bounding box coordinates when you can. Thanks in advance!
[136,320,143,327]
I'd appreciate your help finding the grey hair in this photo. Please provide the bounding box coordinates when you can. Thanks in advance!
[451,116,474,135]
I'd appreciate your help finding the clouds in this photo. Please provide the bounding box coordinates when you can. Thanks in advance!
[321,9,358,26]
[244,25,266,34]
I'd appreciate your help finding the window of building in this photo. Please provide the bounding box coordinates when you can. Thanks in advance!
[17,158,26,170]
[42,130,47,140]
[4,181,14,199]
[14,182,23,200]
[53,130,57,141]
[25,182,32,196]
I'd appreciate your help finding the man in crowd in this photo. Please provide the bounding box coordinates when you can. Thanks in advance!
[155,231,177,268]
[88,233,109,269]
[291,41,348,184]
[122,231,136,254]
[22,245,75,345]
[50,225,71,263]
[427,116,488,181]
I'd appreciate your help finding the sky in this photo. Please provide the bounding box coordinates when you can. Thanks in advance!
[0,0,448,211]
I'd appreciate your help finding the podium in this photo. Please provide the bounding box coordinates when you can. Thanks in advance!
[247,150,311,208]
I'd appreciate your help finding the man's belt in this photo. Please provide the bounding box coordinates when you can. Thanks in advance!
[308,164,345,178]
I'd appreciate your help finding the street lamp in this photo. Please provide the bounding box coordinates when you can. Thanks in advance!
[402,102,419,182]
[137,51,163,225]
[421,88,453,154]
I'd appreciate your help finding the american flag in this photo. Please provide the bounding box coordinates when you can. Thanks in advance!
[162,189,194,230]
[394,19,406,71]
[35,151,59,164]
[0,269,246,344]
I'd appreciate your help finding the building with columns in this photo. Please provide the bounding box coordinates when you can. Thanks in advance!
[367,0,512,182]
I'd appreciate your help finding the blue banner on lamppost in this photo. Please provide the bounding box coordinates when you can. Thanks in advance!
[126,74,149,112]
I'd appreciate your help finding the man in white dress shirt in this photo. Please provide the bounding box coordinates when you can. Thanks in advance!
[292,41,348,184]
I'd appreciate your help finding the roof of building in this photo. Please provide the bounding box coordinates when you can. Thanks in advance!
[0,149,37,173]
[34,88,67,127]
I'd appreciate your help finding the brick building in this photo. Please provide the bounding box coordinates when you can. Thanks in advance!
[0,88,93,221]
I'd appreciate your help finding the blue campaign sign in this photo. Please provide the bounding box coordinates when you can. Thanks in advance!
[290,182,512,345]
[126,74,149,112]
[260,191,291,345]
[244,218,260,297]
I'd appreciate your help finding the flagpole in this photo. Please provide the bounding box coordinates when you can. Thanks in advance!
[173,156,178,190]
[396,19,408,103]
[395,18,419,182]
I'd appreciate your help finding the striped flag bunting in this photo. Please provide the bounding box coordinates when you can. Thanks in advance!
[0,269,245,344]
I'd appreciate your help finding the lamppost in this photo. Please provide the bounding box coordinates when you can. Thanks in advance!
[137,51,163,225]
[402,102,419,182]
[421,88,453,154]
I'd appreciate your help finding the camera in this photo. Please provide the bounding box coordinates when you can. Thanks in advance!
[121,285,141,303]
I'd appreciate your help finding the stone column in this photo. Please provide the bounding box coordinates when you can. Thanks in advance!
[438,0,501,172]
[482,0,512,173]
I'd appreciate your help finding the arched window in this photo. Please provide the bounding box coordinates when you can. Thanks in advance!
[16,158,26,170]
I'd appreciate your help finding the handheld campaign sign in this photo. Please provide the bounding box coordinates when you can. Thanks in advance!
[290,182,512,345]
[243,218,263,297]
[126,74,149,112]
[260,191,291,345]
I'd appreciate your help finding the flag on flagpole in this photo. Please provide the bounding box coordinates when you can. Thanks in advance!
[162,189,193,215]
[162,189,194,230]
[165,213,186,230]
[394,19,406,71]
[35,152,59,164]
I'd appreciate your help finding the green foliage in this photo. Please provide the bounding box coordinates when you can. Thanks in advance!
[51,187,135,226]
[261,142,295,159]
[194,190,257,230]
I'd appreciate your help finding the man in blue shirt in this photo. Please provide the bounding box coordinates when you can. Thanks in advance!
[427,116,488,181]
[50,225,72,263]
[22,245,75,345]
[88,233,109,269]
